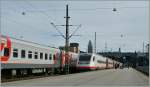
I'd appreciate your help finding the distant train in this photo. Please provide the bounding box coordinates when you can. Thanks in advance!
[77,53,120,70]
[0,35,78,78]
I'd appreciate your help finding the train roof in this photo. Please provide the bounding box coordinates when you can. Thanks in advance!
[1,35,59,49]
[79,53,103,57]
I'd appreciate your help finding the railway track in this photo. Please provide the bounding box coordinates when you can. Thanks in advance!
[1,71,86,83]
[2,74,52,83]
[1,69,98,83]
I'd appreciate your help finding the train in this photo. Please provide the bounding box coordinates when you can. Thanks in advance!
[77,53,120,70]
[0,35,78,78]
[1,35,121,79]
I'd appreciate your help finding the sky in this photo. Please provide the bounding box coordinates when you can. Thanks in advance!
[0,0,149,52]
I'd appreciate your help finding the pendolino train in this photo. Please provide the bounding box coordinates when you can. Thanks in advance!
[0,35,78,78]
[77,53,120,70]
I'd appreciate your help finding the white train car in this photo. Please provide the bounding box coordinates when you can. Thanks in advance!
[1,35,58,69]
[0,35,79,78]
[77,53,115,70]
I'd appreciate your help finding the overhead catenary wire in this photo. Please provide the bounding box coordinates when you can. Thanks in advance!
[50,22,66,39]
[24,1,56,23]
[1,2,60,43]
[23,6,148,12]
[2,17,35,30]
[4,1,62,38]
[69,24,82,38]
[24,1,68,40]
[1,1,51,31]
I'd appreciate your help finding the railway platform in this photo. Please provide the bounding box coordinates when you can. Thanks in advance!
[2,68,149,86]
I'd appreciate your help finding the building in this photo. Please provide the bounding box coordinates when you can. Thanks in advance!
[88,40,93,53]
[70,43,80,53]
[59,43,80,53]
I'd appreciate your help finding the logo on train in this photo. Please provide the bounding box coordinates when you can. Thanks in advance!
[0,36,11,62]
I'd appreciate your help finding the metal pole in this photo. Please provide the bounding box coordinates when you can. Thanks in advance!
[65,4,70,74]
[51,5,80,74]
[94,32,96,53]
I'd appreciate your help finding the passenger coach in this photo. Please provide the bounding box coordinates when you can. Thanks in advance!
[1,35,78,78]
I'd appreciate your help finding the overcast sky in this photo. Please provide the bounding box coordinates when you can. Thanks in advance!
[1,0,149,52]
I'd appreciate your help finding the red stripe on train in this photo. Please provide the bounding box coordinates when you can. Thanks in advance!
[77,66,97,69]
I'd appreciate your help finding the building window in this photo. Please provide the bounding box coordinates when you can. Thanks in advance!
[40,52,43,59]
[45,53,48,60]
[13,48,18,58]
[21,50,26,58]
[28,51,32,59]
[49,54,52,60]
[34,52,38,59]
[4,48,9,57]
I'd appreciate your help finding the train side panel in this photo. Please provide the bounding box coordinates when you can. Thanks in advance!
[1,38,56,69]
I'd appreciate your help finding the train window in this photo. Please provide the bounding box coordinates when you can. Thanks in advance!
[13,48,18,58]
[40,53,43,59]
[34,52,38,59]
[28,51,32,59]
[93,57,95,61]
[45,53,48,60]
[49,54,52,60]
[79,55,91,61]
[4,48,9,57]
[21,50,26,58]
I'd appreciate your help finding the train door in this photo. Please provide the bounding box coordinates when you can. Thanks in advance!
[60,51,65,72]
[53,50,63,74]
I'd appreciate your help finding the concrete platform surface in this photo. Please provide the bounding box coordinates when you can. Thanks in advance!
[1,68,149,86]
